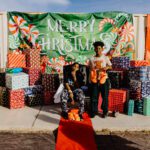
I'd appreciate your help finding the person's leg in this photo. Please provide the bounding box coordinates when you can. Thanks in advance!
[90,83,99,117]
[61,89,70,119]
[74,88,85,116]
[100,79,109,117]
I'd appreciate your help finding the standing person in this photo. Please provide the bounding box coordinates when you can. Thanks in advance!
[89,41,112,118]
[61,63,85,120]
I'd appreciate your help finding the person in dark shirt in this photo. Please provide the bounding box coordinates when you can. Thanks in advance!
[61,62,85,120]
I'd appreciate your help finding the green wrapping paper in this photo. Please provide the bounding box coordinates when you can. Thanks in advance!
[143,97,150,116]
[127,100,134,116]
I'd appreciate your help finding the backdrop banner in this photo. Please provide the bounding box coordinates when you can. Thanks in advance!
[8,11,135,73]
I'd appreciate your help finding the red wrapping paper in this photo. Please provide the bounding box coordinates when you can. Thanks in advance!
[8,89,25,109]
[108,89,127,113]
[43,91,55,105]
[130,60,150,67]
[24,68,41,85]
[25,49,40,68]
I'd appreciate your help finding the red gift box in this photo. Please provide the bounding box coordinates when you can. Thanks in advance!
[24,68,41,86]
[25,49,40,68]
[7,53,26,68]
[130,60,150,67]
[8,89,25,109]
[42,74,60,92]
[43,91,55,105]
[108,89,127,113]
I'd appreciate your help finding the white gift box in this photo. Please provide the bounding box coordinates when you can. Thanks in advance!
[6,73,29,90]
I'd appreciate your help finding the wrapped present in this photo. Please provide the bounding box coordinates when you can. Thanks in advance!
[26,94,43,106]
[127,100,134,116]
[112,56,130,69]
[25,49,40,68]
[147,67,150,80]
[6,68,23,73]
[42,74,60,92]
[112,68,130,88]
[8,89,25,109]
[128,66,148,81]
[7,53,26,68]
[24,85,43,95]
[6,72,29,90]
[43,91,55,105]
[23,68,41,85]
[0,87,8,106]
[141,81,150,98]
[129,80,150,99]
[130,60,149,67]
[129,80,141,100]
[24,85,43,100]
[0,72,6,87]
[134,100,143,114]
[143,97,150,116]
[108,89,127,113]
[108,70,124,88]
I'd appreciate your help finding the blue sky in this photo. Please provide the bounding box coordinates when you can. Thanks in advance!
[0,0,150,14]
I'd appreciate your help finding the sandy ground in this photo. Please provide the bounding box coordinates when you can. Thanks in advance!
[0,131,150,150]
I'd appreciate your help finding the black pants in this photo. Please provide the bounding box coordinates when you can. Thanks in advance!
[90,79,110,115]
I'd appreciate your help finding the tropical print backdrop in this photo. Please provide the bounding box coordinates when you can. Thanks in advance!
[8,11,135,73]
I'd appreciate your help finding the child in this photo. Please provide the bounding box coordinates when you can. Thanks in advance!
[61,62,85,120]
[89,41,112,118]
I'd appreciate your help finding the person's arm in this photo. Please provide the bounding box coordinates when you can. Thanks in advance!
[88,58,94,70]
[65,83,75,105]
[65,83,73,95]
[102,56,112,71]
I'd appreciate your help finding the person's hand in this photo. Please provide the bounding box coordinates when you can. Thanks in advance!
[102,67,107,71]
[71,99,75,105]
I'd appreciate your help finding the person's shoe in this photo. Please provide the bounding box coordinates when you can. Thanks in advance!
[61,112,68,119]
[79,114,83,121]
[112,111,119,117]
[102,112,108,118]
[90,113,95,118]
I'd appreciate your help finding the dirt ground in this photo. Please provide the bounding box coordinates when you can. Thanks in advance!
[0,131,149,150]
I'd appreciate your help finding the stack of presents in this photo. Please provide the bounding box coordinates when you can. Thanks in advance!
[107,57,150,116]
[0,50,150,117]
[0,49,60,109]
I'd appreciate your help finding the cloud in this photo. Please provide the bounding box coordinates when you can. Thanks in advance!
[0,0,71,12]
[29,0,70,5]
